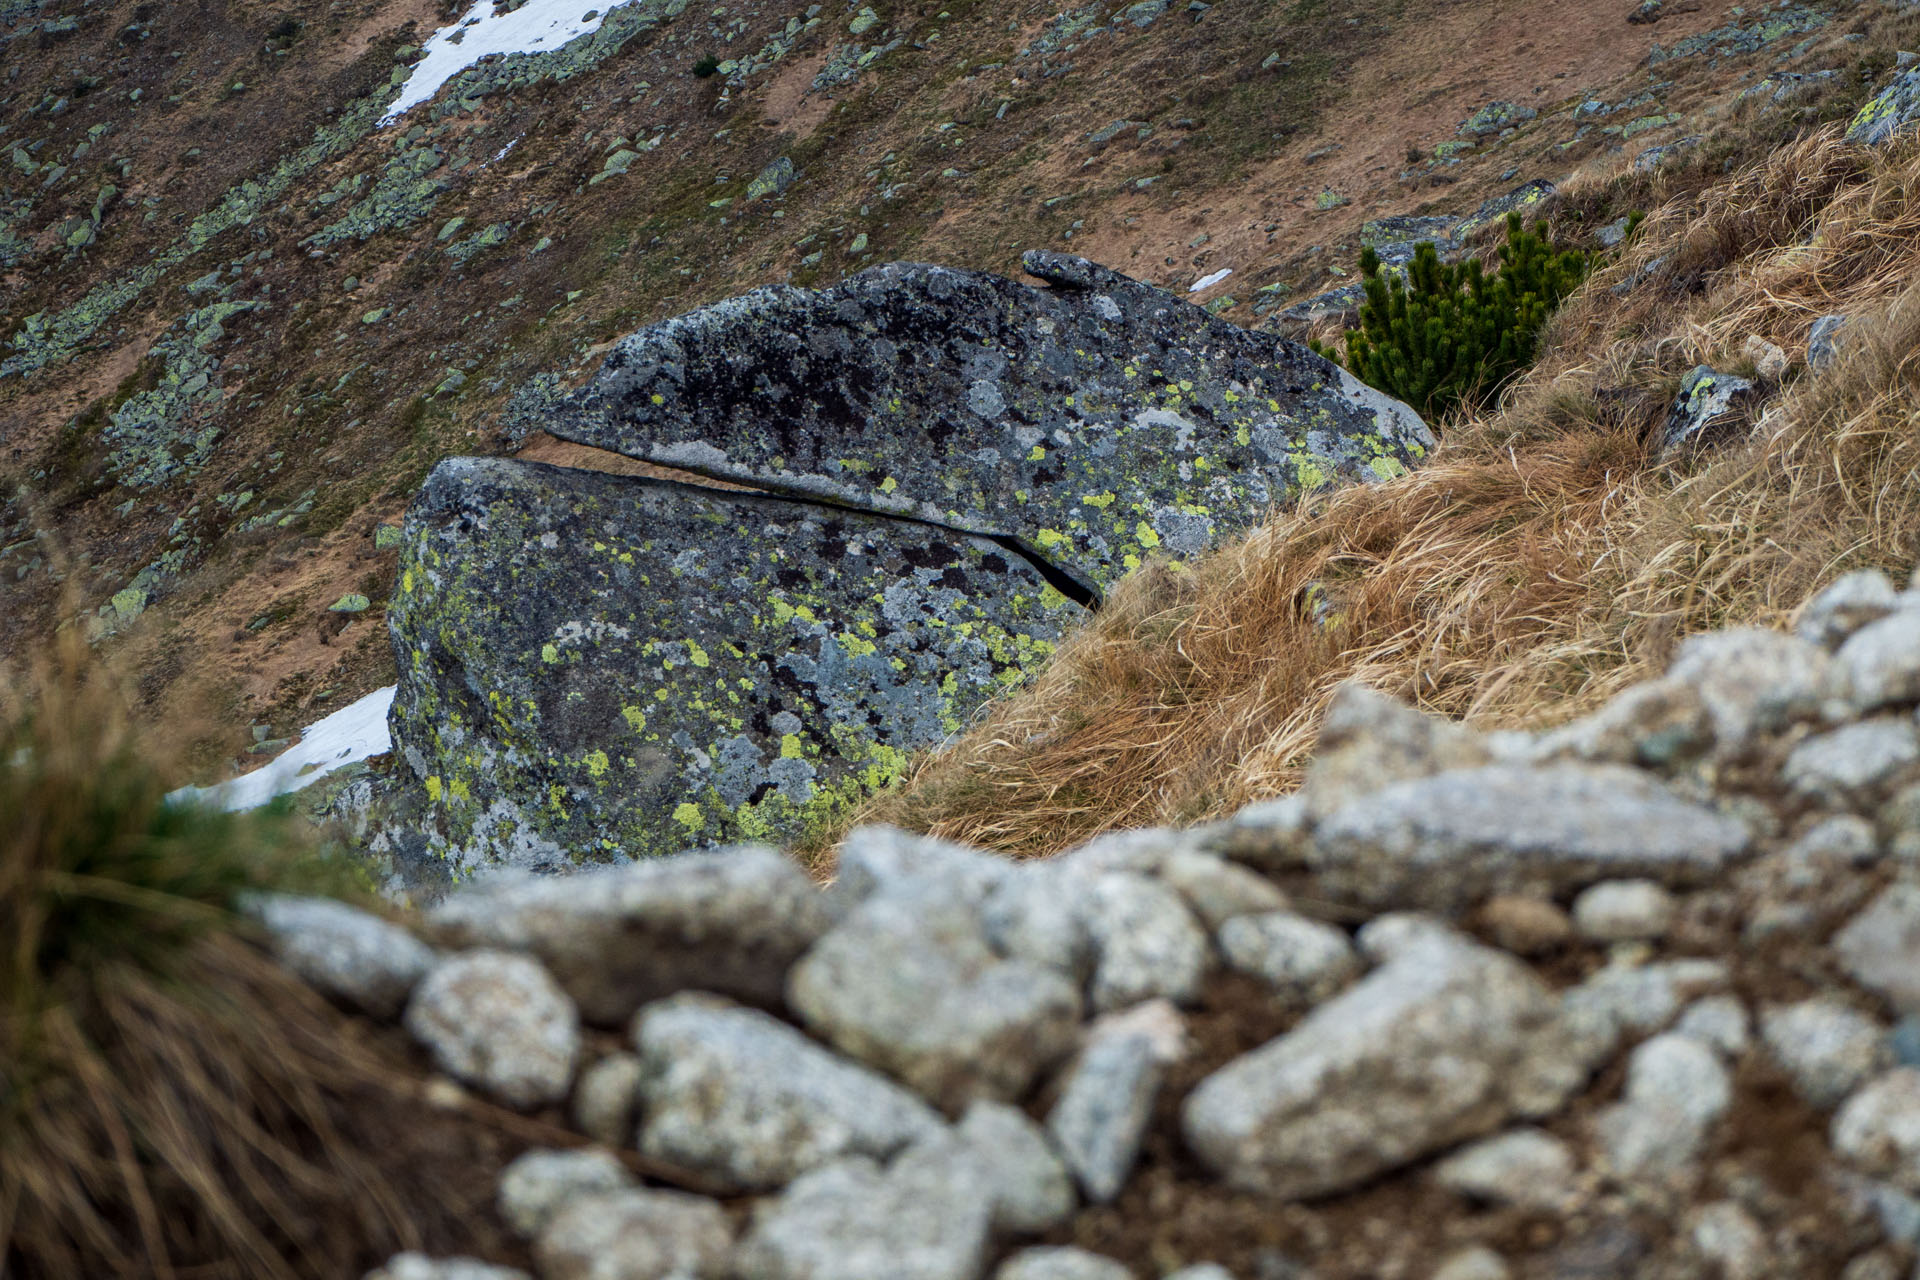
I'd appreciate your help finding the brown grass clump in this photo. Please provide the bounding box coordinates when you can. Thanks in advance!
[0,623,450,1278]
[858,124,1920,857]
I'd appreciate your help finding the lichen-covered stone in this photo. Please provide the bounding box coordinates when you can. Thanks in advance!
[542,255,1431,595]
[387,457,1079,868]
[1848,69,1920,147]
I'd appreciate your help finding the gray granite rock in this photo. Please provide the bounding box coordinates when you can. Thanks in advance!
[1082,871,1210,1011]
[1666,627,1834,752]
[1783,719,1920,807]
[424,846,831,1024]
[1761,998,1890,1108]
[1839,612,1920,715]
[1154,848,1290,929]
[981,863,1096,981]
[497,1147,633,1239]
[365,1255,531,1280]
[1162,1268,1235,1280]
[1307,763,1751,912]
[787,879,1082,1110]
[403,950,580,1109]
[828,825,1013,909]
[1197,793,1312,873]
[1048,1018,1167,1203]
[1835,884,1920,1015]
[1432,1127,1578,1210]
[533,1187,735,1280]
[1660,366,1761,455]
[1560,959,1730,1068]
[387,458,1080,869]
[735,1139,995,1280]
[631,993,943,1192]
[1807,314,1849,372]
[956,1099,1078,1233]
[1216,911,1360,1002]
[1684,1201,1767,1280]
[1847,69,1920,146]
[993,1248,1135,1280]
[1182,931,1584,1198]
[571,1052,644,1148]
[1798,570,1898,650]
[1834,1069,1920,1191]
[1593,1033,1732,1189]
[1673,995,1752,1060]
[1528,677,1712,772]
[1571,880,1675,943]
[542,256,1431,595]
[248,892,435,1019]
[1301,682,1495,820]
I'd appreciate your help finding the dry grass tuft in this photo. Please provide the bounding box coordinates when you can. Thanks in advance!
[859,125,1920,857]
[0,622,444,1279]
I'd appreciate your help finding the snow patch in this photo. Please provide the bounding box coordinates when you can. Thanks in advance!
[382,0,624,125]
[172,685,395,812]
[1188,268,1233,293]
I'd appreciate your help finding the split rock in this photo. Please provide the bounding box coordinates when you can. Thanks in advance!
[541,256,1432,594]
[387,457,1078,867]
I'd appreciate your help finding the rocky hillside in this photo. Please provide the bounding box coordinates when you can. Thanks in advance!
[259,560,1920,1279]
[1,0,1903,764]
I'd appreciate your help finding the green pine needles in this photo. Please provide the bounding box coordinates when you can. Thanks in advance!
[1321,212,1592,423]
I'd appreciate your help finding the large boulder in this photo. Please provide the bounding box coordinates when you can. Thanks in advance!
[539,254,1432,594]
[385,457,1079,869]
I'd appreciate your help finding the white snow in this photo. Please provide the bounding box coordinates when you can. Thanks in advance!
[172,685,396,812]
[381,0,624,126]
[1188,267,1233,293]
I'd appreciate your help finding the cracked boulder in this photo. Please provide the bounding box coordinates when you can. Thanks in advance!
[386,457,1080,869]
[536,253,1432,594]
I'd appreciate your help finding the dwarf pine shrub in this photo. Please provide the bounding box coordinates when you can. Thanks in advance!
[1323,212,1592,423]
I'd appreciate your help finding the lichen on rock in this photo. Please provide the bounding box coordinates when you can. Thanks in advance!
[386,457,1081,870]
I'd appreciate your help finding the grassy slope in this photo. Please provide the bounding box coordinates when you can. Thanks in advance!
[857,23,1920,856]
[0,0,1867,775]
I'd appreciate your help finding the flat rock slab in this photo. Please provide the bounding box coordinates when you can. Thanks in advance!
[1308,763,1752,912]
[387,457,1079,867]
[540,254,1431,593]
[1181,930,1584,1199]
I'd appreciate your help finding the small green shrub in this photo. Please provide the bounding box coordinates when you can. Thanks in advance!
[1319,212,1592,423]
[691,54,720,78]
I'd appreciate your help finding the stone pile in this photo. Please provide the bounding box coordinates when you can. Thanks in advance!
[267,561,1920,1278]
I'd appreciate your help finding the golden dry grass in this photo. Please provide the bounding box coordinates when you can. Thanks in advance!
[858,123,1920,857]
[0,624,473,1279]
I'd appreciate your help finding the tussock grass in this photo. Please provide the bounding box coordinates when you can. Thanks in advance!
[860,125,1920,857]
[0,624,425,1279]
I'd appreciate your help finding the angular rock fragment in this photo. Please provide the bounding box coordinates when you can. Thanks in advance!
[1834,884,1920,1015]
[497,1148,633,1239]
[1666,627,1833,752]
[1592,1033,1731,1191]
[787,879,1083,1110]
[1307,763,1751,912]
[631,993,942,1192]
[955,1099,1079,1233]
[388,457,1077,866]
[1782,720,1920,807]
[1048,1018,1167,1203]
[423,846,831,1023]
[1661,365,1761,454]
[735,1140,995,1280]
[403,950,580,1109]
[542,256,1432,594]
[1760,998,1890,1108]
[1081,871,1210,1011]
[1216,911,1360,1002]
[1182,931,1584,1198]
[246,892,435,1019]
[1848,69,1920,146]
[1797,569,1897,650]
[1433,1127,1578,1210]
[534,1187,735,1280]
[1837,612,1920,715]
[1834,1069,1920,1192]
